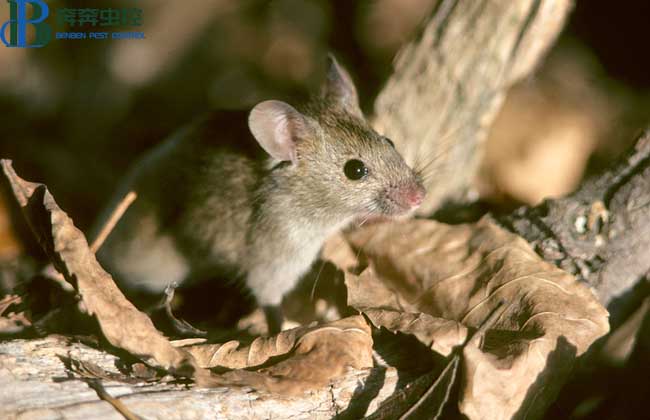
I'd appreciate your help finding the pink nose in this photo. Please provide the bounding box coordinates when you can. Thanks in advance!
[403,185,425,208]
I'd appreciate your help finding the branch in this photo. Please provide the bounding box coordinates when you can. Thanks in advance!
[498,132,650,323]
[374,0,573,214]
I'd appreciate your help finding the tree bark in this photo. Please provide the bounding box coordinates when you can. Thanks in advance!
[374,0,572,214]
[498,132,650,325]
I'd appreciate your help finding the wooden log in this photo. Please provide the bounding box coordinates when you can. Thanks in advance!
[0,336,400,419]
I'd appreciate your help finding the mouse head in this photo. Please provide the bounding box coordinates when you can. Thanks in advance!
[248,55,425,220]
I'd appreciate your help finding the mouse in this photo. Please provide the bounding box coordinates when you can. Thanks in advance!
[92,55,426,334]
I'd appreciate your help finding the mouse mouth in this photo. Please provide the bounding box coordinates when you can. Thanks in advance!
[372,198,415,217]
[372,183,426,217]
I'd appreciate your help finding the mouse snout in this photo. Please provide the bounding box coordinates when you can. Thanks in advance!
[387,182,425,212]
[402,183,426,208]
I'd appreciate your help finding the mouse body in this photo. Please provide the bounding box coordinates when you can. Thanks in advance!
[94,56,425,333]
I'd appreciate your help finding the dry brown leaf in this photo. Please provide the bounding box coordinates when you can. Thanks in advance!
[0,193,22,260]
[0,294,21,317]
[2,160,374,395]
[331,217,609,419]
[0,311,31,335]
[480,42,631,206]
[1,160,205,379]
[0,294,30,335]
[368,303,509,420]
[182,315,373,395]
[343,266,469,357]
[0,294,31,335]
[321,233,361,272]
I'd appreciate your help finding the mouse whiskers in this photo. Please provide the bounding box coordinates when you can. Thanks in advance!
[310,260,327,302]
[412,121,463,181]
[356,214,371,228]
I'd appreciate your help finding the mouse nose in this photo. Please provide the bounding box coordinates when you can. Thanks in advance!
[401,183,426,209]
[386,182,426,212]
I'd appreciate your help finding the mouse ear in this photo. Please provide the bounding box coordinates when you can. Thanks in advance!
[322,54,363,118]
[248,100,309,164]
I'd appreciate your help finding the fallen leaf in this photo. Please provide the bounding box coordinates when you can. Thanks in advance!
[328,217,609,419]
[368,302,510,420]
[1,160,204,379]
[0,294,31,335]
[0,294,22,317]
[2,160,374,396]
[182,315,373,395]
[344,268,468,358]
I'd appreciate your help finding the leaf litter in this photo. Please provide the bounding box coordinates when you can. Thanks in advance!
[1,159,374,395]
[0,294,31,335]
[324,218,610,419]
[1,160,611,418]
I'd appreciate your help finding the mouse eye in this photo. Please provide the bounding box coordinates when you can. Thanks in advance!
[383,137,395,148]
[344,159,368,180]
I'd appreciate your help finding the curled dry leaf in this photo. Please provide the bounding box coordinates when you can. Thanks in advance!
[327,217,609,419]
[346,268,469,358]
[0,294,31,335]
[1,160,205,379]
[0,294,22,316]
[2,160,373,396]
[324,231,469,357]
[0,311,31,335]
[181,315,373,395]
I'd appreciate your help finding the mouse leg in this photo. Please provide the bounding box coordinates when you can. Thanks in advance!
[246,265,295,335]
[262,305,284,335]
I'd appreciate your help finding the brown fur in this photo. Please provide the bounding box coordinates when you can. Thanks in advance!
[93,58,424,333]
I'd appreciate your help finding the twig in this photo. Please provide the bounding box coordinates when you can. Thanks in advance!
[85,379,141,420]
[163,284,208,337]
[90,191,137,253]
[35,191,136,293]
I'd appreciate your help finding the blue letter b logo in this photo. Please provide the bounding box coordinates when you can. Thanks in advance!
[1,0,51,48]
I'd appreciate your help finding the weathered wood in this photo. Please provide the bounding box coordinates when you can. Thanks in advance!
[374,0,572,215]
[498,132,650,324]
[0,336,402,419]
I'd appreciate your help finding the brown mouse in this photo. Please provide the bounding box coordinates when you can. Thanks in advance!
[93,55,425,334]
